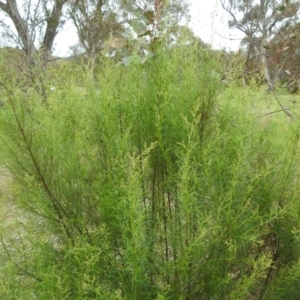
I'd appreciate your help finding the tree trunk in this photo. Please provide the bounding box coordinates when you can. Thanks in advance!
[0,0,67,70]
[0,0,68,103]
[254,44,274,90]
[43,1,67,59]
[261,49,274,90]
[0,0,37,66]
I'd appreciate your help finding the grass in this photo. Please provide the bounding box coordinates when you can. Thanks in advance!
[0,45,300,299]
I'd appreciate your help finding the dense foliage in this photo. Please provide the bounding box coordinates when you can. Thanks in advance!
[0,44,300,299]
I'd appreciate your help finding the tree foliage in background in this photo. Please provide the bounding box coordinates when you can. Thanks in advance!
[68,0,191,69]
[220,0,300,89]
[0,0,191,75]
[116,0,190,64]
[263,22,300,93]
[69,0,126,76]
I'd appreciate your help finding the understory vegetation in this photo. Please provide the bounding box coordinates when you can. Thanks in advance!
[0,45,300,299]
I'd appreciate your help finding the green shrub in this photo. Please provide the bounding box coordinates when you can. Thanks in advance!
[0,45,299,299]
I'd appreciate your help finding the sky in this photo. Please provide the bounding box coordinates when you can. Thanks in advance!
[189,0,243,50]
[45,0,245,56]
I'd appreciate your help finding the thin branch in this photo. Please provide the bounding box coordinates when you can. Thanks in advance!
[0,235,43,282]
[254,108,292,120]
[270,87,293,118]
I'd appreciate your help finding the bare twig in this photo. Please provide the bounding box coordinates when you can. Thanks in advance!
[269,87,293,118]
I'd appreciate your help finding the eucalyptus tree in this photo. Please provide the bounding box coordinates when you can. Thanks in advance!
[0,0,69,103]
[0,0,69,71]
[264,22,300,93]
[118,0,190,60]
[69,0,126,76]
[220,0,299,89]
[68,0,190,69]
